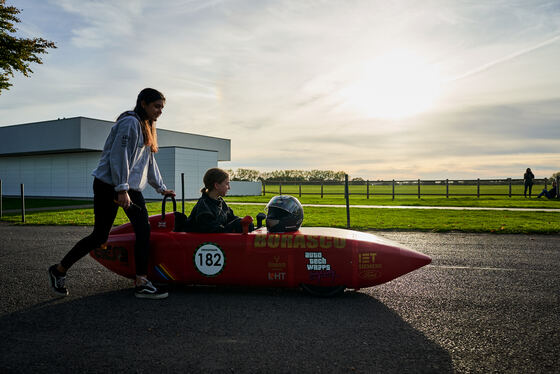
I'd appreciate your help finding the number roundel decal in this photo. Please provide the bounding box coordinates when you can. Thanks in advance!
[193,243,225,277]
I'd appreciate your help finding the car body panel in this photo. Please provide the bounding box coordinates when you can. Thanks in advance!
[90,212,431,291]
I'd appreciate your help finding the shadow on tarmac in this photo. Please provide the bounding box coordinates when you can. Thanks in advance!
[0,285,453,373]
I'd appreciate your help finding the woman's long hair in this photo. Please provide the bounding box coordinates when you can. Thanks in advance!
[201,168,229,194]
[119,88,165,153]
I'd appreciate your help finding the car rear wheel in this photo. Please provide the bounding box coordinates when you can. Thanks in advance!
[301,283,345,297]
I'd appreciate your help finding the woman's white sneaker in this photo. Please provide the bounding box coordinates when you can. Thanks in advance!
[134,279,168,299]
[48,265,68,296]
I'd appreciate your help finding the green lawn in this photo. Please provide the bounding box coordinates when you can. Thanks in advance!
[6,194,557,210]
[259,182,554,203]
[2,199,559,234]
[227,193,559,209]
[2,182,558,233]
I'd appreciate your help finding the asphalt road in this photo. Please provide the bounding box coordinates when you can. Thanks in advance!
[0,224,558,373]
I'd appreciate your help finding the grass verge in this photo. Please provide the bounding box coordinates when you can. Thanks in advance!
[227,194,560,209]
[1,201,559,234]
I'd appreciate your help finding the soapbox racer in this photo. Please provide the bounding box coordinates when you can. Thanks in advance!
[90,197,431,296]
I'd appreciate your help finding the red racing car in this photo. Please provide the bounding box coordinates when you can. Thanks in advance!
[91,197,431,296]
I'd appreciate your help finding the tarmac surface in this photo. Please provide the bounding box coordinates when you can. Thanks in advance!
[0,223,558,373]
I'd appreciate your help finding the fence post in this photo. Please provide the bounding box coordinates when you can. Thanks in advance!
[262,180,265,196]
[477,178,480,198]
[508,178,512,198]
[446,179,449,198]
[392,179,395,200]
[417,179,421,199]
[181,173,185,214]
[345,174,350,229]
[321,183,323,198]
[299,183,301,198]
[20,183,25,223]
[366,180,369,199]
[279,182,282,195]
[557,176,560,200]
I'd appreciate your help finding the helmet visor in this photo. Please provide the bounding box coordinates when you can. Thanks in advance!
[266,196,302,214]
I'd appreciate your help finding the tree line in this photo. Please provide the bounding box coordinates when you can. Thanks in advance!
[225,168,560,182]
[225,169,349,182]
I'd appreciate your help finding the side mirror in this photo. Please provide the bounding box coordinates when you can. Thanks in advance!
[256,213,266,229]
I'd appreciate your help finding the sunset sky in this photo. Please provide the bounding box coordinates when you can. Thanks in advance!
[1,0,559,180]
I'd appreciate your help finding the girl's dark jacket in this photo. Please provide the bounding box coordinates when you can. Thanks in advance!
[185,193,242,233]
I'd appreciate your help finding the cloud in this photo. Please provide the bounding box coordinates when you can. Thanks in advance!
[449,33,560,82]
[224,97,560,179]
[52,0,145,48]
[2,0,560,180]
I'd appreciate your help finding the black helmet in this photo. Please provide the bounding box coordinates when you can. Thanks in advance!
[265,195,304,232]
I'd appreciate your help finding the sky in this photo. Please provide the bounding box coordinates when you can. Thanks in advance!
[1,0,560,180]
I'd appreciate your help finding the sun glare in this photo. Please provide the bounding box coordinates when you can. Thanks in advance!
[338,50,442,119]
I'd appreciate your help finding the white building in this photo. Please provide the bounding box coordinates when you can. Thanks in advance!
[0,117,260,199]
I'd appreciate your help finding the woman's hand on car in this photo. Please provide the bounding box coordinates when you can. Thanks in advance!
[162,190,176,197]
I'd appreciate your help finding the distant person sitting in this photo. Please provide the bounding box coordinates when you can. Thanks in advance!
[537,181,557,199]
[524,168,535,198]
[187,168,253,233]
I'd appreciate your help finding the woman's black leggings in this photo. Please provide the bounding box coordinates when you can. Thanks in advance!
[60,178,151,275]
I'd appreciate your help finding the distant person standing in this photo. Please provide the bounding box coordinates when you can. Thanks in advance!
[48,88,175,299]
[523,168,535,198]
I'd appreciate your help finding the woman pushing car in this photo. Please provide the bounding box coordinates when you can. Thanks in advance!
[48,88,175,299]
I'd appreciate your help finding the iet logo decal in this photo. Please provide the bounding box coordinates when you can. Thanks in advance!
[358,252,381,280]
[358,252,381,270]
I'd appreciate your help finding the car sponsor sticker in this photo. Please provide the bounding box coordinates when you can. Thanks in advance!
[194,242,225,276]
[254,234,346,249]
[267,256,287,282]
[268,272,286,281]
[305,251,330,271]
[93,245,128,264]
[305,251,336,281]
[358,252,382,280]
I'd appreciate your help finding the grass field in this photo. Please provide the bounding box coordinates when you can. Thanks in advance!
[261,182,552,200]
[1,195,559,234]
[228,182,560,209]
[228,194,559,208]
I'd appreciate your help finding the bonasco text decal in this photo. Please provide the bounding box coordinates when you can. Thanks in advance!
[254,234,346,249]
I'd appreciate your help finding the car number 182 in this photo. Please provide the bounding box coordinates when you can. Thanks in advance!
[194,243,225,276]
